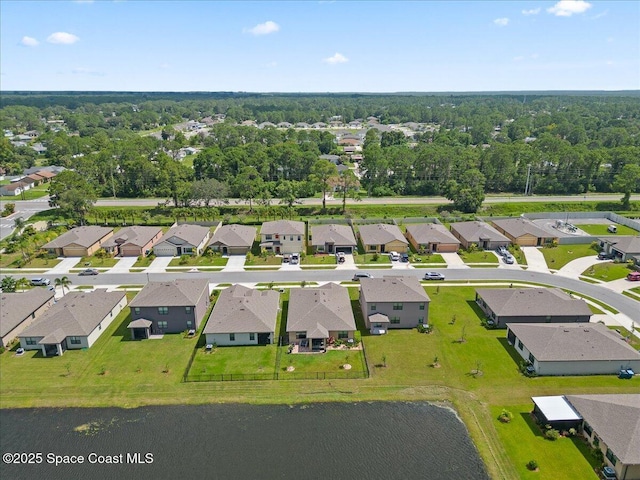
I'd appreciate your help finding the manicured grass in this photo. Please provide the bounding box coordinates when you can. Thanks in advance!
[168,254,228,267]
[491,405,599,480]
[508,246,527,266]
[74,255,120,268]
[578,223,638,236]
[301,254,338,265]
[279,347,366,374]
[353,253,391,264]
[0,252,61,269]
[245,255,282,266]
[459,250,498,264]
[0,184,49,201]
[244,266,281,271]
[581,262,634,281]
[190,345,278,376]
[117,285,144,289]
[540,244,598,269]
[411,253,445,264]
[587,303,604,315]
[631,286,640,294]
[608,326,640,350]
[131,256,155,268]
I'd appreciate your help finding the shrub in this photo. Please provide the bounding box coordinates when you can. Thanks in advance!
[498,409,513,423]
[179,254,190,265]
[544,428,560,441]
[568,427,577,437]
[372,252,379,261]
[526,460,538,471]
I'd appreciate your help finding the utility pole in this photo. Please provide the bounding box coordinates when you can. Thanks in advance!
[524,164,532,196]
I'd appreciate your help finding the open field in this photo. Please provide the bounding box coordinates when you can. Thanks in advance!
[578,223,639,236]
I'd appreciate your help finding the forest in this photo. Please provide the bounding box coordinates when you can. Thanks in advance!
[1,92,639,214]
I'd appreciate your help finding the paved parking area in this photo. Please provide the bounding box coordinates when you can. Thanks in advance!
[107,256,139,273]
[521,247,550,273]
[335,254,355,270]
[440,252,469,269]
[222,255,246,272]
[556,255,604,279]
[46,257,82,274]
[145,256,174,273]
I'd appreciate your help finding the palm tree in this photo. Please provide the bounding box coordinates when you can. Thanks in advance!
[55,276,72,296]
[13,217,26,234]
[16,277,30,292]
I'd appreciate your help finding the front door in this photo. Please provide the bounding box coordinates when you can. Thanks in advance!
[257,333,270,345]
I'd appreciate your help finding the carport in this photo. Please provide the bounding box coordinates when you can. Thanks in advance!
[127,318,152,340]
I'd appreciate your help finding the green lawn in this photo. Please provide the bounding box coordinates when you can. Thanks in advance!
[508,246,527,266]
[131,255,155,268]
[410,253,446,264]
[491,405,599,480]
[540,244,599,269]
[578,223,639,236]
[0,252,61,269]
[302,254,338,265]
[0,184,49,201]
[74,255,120,269]
[581,262,634,281]
[353,253,392,264]
[190,345,278,377]
[459,250,499,264]
[279,347,366,375]
[168,254,228,267]
[245,255,282,266]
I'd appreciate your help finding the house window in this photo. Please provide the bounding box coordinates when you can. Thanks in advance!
[266,235,272,240]
[390,317,401,324]
[158,321,168,329]
[393,303,403,310]
[290,236,294,241]
[545,315,552,323]
[134,307,140,314]
[583,422,593,437]
[606,449,617,466]
[296,332,306,339]
[338,331,349,339]
[418,317,424,324]
[25,337,37,346]
[593,436,599,447]
[186,321,192,328]
[31,313,35,319]
[528,353,535,364]
[298,236,301,241]
[419,304,425,310]
[158,307,168,315]
[229,333,235,341]
[370,304,376,311]
[185,306,192,314]
[368,245,376,251]
[249,333,255,341]
[517,340,524,350]
[69,337,81,345]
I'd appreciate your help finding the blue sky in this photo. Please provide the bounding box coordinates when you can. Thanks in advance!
[1,0,638,92]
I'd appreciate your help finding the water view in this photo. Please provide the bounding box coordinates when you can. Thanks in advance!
[0,402,488,480]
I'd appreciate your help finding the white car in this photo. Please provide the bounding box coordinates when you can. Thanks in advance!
[503,254,515,264]
[389,251,400,261]
[30,278,51,286]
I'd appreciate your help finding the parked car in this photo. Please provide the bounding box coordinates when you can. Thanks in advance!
[423,272,445,281]
[627,271,640,281]
[401,253,410,263]
[336,252,346,264]
[598,252,615,260]
[497,246,508,256]
[352,273,372,281]
[503,254,515,264]
[388,251,400,261]
[78,268,99,276]
[30,278,50,286]
[601,466,617,479]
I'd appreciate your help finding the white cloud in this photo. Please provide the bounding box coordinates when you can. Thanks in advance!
[494,17,509,26]
[323,52,348,64]
[522,8,541,15]
[547,0,592,17]
[20,36,39,47]
[47,32,80,44]
[245,21,280,36]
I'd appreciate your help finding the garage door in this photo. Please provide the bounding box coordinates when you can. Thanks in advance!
[335,246,353,254]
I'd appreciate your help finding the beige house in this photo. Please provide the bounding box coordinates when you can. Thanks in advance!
[203,285,279,345]
[153,224,211,257]
[0,289,55,348]
[18,290,127,357]
[310,224,357,254]
[450,221,510,250]
[491,218,558,246]
[358,223,408,253]
[102,226,163,257]
[260,220,305,254]
[286,283,356,352]
[41,226,114,257]
[405,223,460,253]
[208,224,256,255]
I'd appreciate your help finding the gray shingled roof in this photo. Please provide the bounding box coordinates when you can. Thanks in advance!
[450,221,510,243]
[42,226,113,249]
[477,288,592,317]
[208,224,256,249]
[1,289,55,338]
[102,226,162,249]
[360,276,430,303]
[129,279,209,307]
[405,223,460,245]
[311,224,357,247]
[358,223,408,246]
[127,318,153,329]
[286,283,356,335]
[157,224,210,248]
[566,394,640,464]
[204,285,279,334]
[492,218,557,239]
[507,323,640,362]
[19,290,126,339]
[598,235,640,254]
[260,220,305,235]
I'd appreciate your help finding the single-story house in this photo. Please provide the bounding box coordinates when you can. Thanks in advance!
[41,226,114,257]
[450,221,510,250]
[208,224,256,255]
[259,220,305,255]
[598,236,640,262]
[360,276,430,331]
[358,223,409,254]
[311,224,357,254]
[0,289,55,348]
[102,226,163,257]
[405,223,461,253]
[476,288,592,328]
[286,283,356,352]
[531,395,640,480]
[0,181,29,196]
[18,290,127,356]
[128,279,210,336]
[507,322,640,375]
[491,218,558,246]
[203,285,280,346]
[153,224,211,257]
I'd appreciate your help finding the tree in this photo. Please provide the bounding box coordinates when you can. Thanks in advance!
[48,170,97,224]
[234,166,264,212]
[16,277,30,292]
[445,169,486,213]
[191,178,229,207]
[1,203,16,217]
[613,163,640,209]
[331,169,361,214]
[1,276,17,293]
[13,217,26,234]
[277,180,300,210]
[310,159,338,211]
[55,276,72,296]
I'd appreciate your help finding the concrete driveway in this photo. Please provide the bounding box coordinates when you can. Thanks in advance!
[335,254,355,270]
[521,247,550,273]
[222,255,246,272]
[107,256,139,273]
[145,256,174,273]
[440,252,469,269]
[556,255,604,279]
[46,257,82,275]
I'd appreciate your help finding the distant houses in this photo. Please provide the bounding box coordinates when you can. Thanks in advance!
[405,223,460,253]
[491,218,558,247]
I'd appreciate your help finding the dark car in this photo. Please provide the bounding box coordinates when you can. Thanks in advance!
[598,252,615,260]
[423,272,445,281]
[79,268,99,276]
[401,253,409,263]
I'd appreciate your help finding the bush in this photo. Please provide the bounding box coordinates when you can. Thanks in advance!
[526,460,538,471]
[372,252,379,261]
[544,428,560,441]
[179,254,190,265]
[498,409,513,423]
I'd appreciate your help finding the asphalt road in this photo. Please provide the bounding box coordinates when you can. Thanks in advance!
[12,268,638,322]
[0,198,51,241]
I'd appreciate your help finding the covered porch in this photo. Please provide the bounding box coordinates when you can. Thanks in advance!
[291,324,328,353]
[531,396,582,431]
[38,329,67,357]
[127,318,153,340]
[368,313,390,335]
